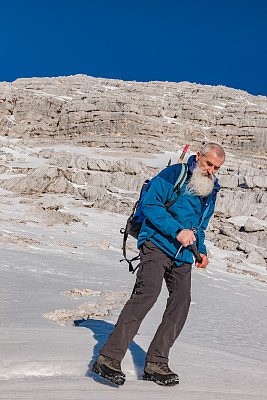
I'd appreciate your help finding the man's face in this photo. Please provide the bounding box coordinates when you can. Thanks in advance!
[195,149,225,176]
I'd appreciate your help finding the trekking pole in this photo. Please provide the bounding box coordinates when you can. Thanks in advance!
[175,145,202,264]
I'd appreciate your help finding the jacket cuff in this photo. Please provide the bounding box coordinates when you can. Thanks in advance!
[169,223,185,239]
[197,244,207,256]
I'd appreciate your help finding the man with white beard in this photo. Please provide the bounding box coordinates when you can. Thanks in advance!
[185,154,217,197]
[92,143,225,387]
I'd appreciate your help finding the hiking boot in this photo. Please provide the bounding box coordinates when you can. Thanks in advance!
[91,355,126,386]
[142,361,179,386]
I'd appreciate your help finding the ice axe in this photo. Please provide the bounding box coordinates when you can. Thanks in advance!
[167,144,189,166]
[190,243,202,264]
[191,227,202,264]
[177,144,189,163]
[171,145,203,264]
[174,242,202,264]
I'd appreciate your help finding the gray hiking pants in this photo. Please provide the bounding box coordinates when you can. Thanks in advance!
[100,240,192,363]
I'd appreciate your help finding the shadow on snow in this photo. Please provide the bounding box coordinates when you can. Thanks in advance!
[75,318,146,387]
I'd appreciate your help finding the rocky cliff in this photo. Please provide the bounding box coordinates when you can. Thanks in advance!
[0,75,266,268]
[1,75,267,157]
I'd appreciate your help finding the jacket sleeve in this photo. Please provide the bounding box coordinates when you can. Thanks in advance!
[142,175,185,239]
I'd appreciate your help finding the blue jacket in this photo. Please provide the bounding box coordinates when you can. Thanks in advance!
[137,155,220,265]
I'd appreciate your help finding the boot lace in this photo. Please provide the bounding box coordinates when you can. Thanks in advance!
[110,358,121,370]
[156,362,172,373]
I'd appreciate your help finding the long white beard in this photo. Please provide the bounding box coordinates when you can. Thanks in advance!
[185,164,214,197]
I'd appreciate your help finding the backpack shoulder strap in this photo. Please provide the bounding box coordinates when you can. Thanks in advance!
[165,163,188,209]
[173,163,188,192]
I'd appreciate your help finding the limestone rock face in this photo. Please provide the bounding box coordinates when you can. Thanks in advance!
[0,166,74,194]
[215,189,267,217]
[244,218,265,232]
[1,75,267,158]
[0,75,266,267]
[206,218,267,267]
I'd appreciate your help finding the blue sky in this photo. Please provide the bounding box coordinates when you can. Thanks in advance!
[1,0,266,96]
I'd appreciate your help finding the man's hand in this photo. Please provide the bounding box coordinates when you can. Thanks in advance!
[195,253,208,269]
[176,230,208,268]
[176,229,196,247]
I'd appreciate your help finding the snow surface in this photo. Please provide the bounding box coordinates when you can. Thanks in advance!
[0,144,266,400]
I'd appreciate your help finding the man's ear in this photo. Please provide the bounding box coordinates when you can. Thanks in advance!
[195,152,201,161]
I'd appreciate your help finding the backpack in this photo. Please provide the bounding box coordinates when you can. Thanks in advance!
[120,163,189,273]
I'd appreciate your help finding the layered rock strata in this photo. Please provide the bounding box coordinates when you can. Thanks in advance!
[0,75,266,268]
[0,75,267,158]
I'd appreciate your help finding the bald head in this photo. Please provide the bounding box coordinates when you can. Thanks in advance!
[195,143,225,177]
[200,143,225,161]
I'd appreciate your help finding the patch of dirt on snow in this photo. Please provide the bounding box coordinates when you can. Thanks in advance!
[44,290,131,326]
[27,206,83,226]
[84,239,111,249]
[61,288,102,297]
[226,262,267,283]
[0,232,45,248]
[0,217,27,225]
[104,290,130,301]
[44,302,121,326]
